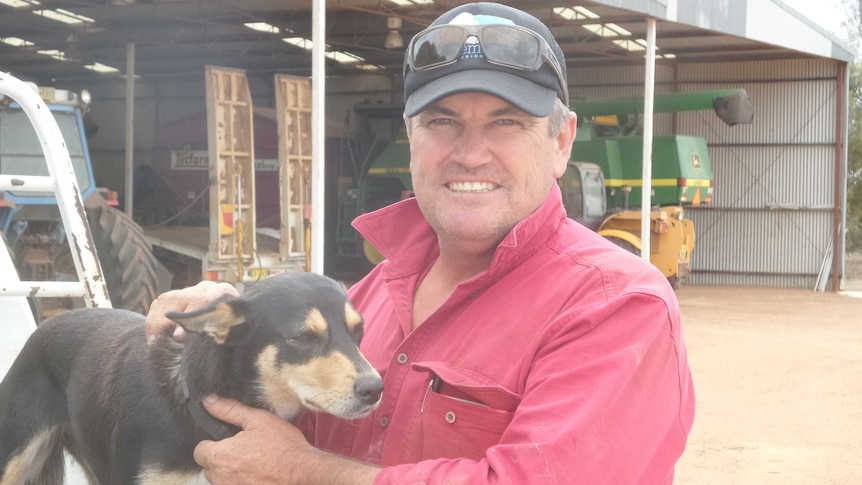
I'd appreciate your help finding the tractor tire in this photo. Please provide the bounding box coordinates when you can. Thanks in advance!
[606,236,641,257]
[85,205,169,314]
[53,205,170,317]
[606,236,684,291]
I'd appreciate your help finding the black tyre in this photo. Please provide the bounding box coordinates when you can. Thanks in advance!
[606,236,641,257]
[606,235,684,291]
[86,205,170,314]
[54,205,171,316]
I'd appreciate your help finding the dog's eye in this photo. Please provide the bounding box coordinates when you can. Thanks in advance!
[292,330,323,343]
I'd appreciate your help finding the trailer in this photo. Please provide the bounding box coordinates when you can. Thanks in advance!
[142,67,312,289]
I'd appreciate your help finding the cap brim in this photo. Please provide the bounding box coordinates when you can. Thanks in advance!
[404,69,558,118]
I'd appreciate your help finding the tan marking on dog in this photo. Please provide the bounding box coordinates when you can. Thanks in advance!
[0,427,61,485]
[137,468,210,485]
[305,308,327,335]
[255,344,377,419]
[174,302,245,344]
[344,302,363,332]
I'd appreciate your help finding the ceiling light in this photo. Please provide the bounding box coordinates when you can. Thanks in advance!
[385,17,403,49]
[612,39,648,52]
[33,8,95,25]
[606,23,632,36]
[283,37,312,50]
[0,0,40,7]
[37,49,71,61]
[244,21,279,34]
[1,36,34,47]
[84,62,120,73]
[554,6,599,20]
[574,6,600,18]
[326,50,363,64]
[283,36,367,65]
[583,23,631,38]
[385,30,404,49]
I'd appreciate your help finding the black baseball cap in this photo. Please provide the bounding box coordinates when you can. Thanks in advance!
[403,2,568,117]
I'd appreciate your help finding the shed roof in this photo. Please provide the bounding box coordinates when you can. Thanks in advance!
[0,0,854,86]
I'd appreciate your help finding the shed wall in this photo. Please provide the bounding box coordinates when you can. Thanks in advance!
[84,56,843,289]
[570,58,841,288]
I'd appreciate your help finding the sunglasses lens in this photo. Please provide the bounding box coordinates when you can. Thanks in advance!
[412,28,465,69]
[481,26,541,69]
[408,25,565,101]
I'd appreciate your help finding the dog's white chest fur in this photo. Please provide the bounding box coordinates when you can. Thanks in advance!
[137,468,210,485]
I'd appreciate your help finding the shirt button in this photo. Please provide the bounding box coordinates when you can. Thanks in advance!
[445,411,456,424]
[379,416,389,428]
[396,353,408,364]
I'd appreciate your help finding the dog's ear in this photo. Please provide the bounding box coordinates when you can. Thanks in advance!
[166,298,251,344]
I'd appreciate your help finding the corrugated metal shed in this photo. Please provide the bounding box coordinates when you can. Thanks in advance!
[566,51,847,289]
[0,0,853,288]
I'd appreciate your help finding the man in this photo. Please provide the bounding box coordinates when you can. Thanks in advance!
[146,3,695,484]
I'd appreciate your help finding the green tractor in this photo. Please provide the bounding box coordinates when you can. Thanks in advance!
[561,89,753,287]
[336,90,753,287]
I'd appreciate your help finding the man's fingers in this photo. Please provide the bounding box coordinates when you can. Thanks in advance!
[145,281,239,345]
[202,395,262,429]
[193,439,216,468]
[145,294,184,345]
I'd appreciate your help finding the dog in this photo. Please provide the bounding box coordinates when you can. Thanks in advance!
[0,272,383,485]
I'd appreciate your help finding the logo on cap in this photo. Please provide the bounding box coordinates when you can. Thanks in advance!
[449,12,514,62]
[462,38,484,60]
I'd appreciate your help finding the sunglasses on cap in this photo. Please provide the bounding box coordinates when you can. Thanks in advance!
[405,23,569,104]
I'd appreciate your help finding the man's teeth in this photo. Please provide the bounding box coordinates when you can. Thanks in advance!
[448,182,495,192]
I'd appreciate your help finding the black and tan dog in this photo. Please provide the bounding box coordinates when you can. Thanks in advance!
[0,272,383,485]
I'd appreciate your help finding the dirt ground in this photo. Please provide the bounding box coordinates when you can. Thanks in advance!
[673,285,862,484]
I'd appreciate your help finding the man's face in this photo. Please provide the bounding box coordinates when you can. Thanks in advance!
[406,92,576,250]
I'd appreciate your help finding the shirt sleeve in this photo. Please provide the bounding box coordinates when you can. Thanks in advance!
[373,291,695,485]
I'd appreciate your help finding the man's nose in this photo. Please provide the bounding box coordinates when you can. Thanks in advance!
[451,126,493,169]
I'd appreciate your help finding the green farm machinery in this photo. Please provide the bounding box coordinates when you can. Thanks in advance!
[561,89,753,287]
[336,89,753,287]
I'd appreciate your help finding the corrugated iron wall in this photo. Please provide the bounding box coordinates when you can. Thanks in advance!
[570,58,841,288]
[313,58,842,289]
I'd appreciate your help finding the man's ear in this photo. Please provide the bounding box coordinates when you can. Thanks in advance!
[166,298,250,344]
[553,112,577,178]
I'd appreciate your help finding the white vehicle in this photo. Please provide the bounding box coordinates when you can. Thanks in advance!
[0,70,106,485]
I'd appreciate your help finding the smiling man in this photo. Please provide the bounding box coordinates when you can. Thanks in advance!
[147,3,695,484]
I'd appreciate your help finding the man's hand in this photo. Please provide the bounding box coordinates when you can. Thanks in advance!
[195,396,381,485]
[145,281,238,345]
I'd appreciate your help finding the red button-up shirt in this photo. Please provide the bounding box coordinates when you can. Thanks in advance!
[306,185,695,484]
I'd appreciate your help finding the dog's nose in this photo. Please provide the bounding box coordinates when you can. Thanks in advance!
[355,376,384,405]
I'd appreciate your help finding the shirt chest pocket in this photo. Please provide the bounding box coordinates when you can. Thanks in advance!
[412,362,520,461]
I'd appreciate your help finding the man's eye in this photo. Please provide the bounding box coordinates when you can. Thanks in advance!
[428,118,455,126]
